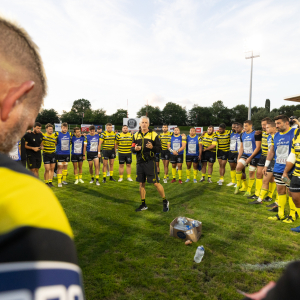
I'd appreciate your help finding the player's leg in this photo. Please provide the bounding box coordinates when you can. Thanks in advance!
[255,165,264,198]
[109,158,115,181]
[247,158,260,198]
[234,158,246,194]
[162,152,170,183]
[177,162,183,184]
[126,155,133,181]
[156,154,160,180]
[186,160,192,182]
[94,157,100,185]
[88,159,94,183]
[257,171,273,202]
[192,160,199,183]
[207,162,214,183]
[118,160,125,182]
[62,162,68,184]
[44,163,50,185]
[73,161,78,184]
[102,154,108,182]
[49,162,55,187]
[201,161,207,182]
[78,160,84,183]
[170,155,177,182]
[227,158,237,186]
[136,163,148,212]
[217,159,227,185]
[290,176,300,231]
[57,161,63,187]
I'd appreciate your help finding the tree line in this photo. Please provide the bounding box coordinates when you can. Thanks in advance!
[36,98,300,130]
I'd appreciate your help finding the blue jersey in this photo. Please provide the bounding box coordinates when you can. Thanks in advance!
[241,130,261,159]
[273,128,296,173]
[85,134,100,152]
[55,132,71,155]
[186,135,200,156]
[230,132,241,153]
[170,134,186,155]
[71,135,85,155]
[8,141,21,161]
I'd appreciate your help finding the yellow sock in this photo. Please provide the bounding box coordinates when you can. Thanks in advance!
[208,174,211,178]
[193,169,198,179]
[110,171,114,177]
[236,171,242,188]
[75,174,78,180]
[127,174,131,178]
[120,175,124,179]
[91,173,94,179]
[259,188,268,200]
[247,179,255,193]
[62,170,67,181]
[103,172,106,178]
[49,179,52,183]
[178,170,182,180]
[275,193,278,204]
[268,182,276,198]
[172,168,176,179]
[186,169,190,179]
[58,174,62,184]
[255,178,263,196]
[289,197,297,219]
[45,180,49,183]
[297,207,300,218]
[96,175,99,179]
[164,174,167,179]
[220,176,224,181]
[278,194,287,219]
[242,179,248,189]
[230,170,236,183]
[79,173,82,179]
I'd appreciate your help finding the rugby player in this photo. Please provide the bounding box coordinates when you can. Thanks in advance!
[159,124,172,183]
[185,127,202,183]
[200,125,217,183]
[85,125,100,186]
[116,125,133,182]
[234,120,262,195]
[264,115,297,223]
[55,122,72,187]
[132,116,168,212]
[168,127,186,184]
[97,126,102,172]
[71,127,85,184]
[24,122,43,177]
[42,123,56,187]
[100,123,116,182]
[215,123,231,185]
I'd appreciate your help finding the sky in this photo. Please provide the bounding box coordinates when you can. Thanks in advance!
[1,0,300,117]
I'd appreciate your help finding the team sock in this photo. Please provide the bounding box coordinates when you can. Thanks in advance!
[164,174,167,179]
[127,174,131,178]
[289,197,297,220]
[162,196,166,201]
[110,171,114,177]
[242,179,248,189]
[91,173,94,179]
[120,175,124,179]
[178,170,182,180]
[186,169,190,179]
[49,179,52,183]
[141,199,146,205]
[268,182,276,198]
[62,170,67,181]
[45,180,49,184]
[259,188,268,200]
[230,170,236,183]
[255,178,263,197]
[208,175,211,178]
[247,178,255,194]
[278,194,287,219]
[79,173,82,179]
[103,172,107,178]
[58,174,62,184]
[172,168,176,179]
[75,174,78,180]
[236,171,242,188]
[220,176,224,181]
[193,169,198,179]
[275,193,278,204]
[95,175,99,180]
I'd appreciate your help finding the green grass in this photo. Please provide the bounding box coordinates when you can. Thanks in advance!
[39,157,300,300]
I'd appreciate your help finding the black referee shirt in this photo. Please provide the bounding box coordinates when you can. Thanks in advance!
[24,132,43,156]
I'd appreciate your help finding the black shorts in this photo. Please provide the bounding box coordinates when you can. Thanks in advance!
[119,153,132,164]
[267,160,275,173]
[155,153,160,163]
[71,154,84,162]
[217,150,229,161]
[56,154,70,163]
[43,152,56,165]
[228,152,238,164]
[170,154,184,164]
[257,155,267,167]
[102,150,116,160]
[273,172,292,187]
[240,154,259,167]
[87,152,98,161]
[136,160,159,183]
[186,155,199,163]
[161,150,171,160]
[27,154,42,169]
[289,175,300,193]
[201,151,216,163]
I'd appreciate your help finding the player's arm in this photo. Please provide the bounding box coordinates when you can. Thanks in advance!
[178,141,186,153]
[263,145,275,176]
[18,141,21,156]
[83,138,87,159]
[245,133,262,163]
[198,138,202,159]
[204,135,217,151]
[132,134,141,152]
[238,141,243,160]
[25,141,40,152]
[282,140,296,179]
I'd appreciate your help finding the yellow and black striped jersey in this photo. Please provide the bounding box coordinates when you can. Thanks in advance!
[116,132,133,154]
[200,132,218,152]
[100,130,116,150]
[158,132,172,150]
[261,131,269,156]
[215,130,231,152]
[291,129,300,176]
[42,132,56,153]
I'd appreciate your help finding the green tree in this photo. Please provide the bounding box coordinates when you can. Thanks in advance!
[60,110,81,124]
[188,105,214,126]
[92,109,107,124]
[265,99,270,113]
[36,108,60,124]
[71,99,92,113]
[251,108,278,129]
[211,100,232,125]
[230,104,248,124]
[111,109,128,125]
[162,102,187,125]
[136,105,162,125]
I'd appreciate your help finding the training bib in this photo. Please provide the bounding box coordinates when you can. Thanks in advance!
[188,143,196,154]
[230,139,236,151]
[173,142,180,151]
[74,141,82,154]
[276,145,289,164]
[90,141,98,152]
[61,139,69,151]
[244,141,253,154]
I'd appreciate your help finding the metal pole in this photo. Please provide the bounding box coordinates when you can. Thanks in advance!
[248,51,253,120]
[82,112,83,124]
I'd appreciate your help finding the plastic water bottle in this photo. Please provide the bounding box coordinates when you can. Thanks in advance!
[194,246,205,263]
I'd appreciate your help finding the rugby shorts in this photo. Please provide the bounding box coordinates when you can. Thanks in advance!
[102,150,116,160]
[136,160,159,183]
[71,154,84,162]
[87,152,98,161]
[186,155,199,163]
[228,152,238,164]
[201,151,216,163]
[240,154,259,167]
[217,150,229,161]
[119,153,132,165]
[289,175,300,193]
[161,150,171,161]
[267,160,275,173]
[257,155,267,167]
[43,152,56,165]
[155,153,160,163]
[27,153,42,169]
[273,172,291,187]
[170,154,184,164]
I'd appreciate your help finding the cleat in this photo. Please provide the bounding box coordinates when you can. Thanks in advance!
[208,178,213,183]
[282,215,296,224]
[218,181,223,186]
[163,199,169,212]
[291,225,300,233]
[96,180,100,186]
[243,191,251,197]
[239,187,247,192]
[268,214,285,221]
[127,177,133,182]
[185,179,190,183]
[247,194,258,200]
[79,179,84,183]
[263,196,273,202]
[266,202,278,208]
[193,179,197,183]
[233,184,237,187]
[90,179,94,184]
[74,179,79,185]
[171,179,176,183]
[62,181,68,185]
[48,182,54,187]
[226,182,235,186]
[163,178,168,183]
[268,206,279,212]
[200,177,205,182]
[157,176,160,181]
[118,178,123,182]
[249,200,263,204]
[58,183,62,188]
[102,178,107,183]
[135,204,148,212]
[234,185,240,194]
[110,177,116,182]
[179,179,183,184]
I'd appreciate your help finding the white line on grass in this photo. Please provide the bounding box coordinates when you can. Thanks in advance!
[240,260,299,271]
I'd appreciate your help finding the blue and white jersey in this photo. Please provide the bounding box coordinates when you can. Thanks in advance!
[85,134,100,153]
[55,132,71,155]
[8,141,21,161]
[186,135,200,156]
[241,130,261,159]
[273,128,296,173]
[230,132,241,153]
[170,134,186,155]
[71,135,85,155]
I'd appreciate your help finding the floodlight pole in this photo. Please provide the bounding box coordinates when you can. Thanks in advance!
[246,51,260,120]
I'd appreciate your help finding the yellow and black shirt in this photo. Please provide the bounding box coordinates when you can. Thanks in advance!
[159,131,173,150]
[215,130,231,152]
[0,153,84,295]
[42,132,56,153]
[200,132,218,152]
[291,129,300,176]
[100,130,116,150]
[116,132,133,154]
[261,131,269,156]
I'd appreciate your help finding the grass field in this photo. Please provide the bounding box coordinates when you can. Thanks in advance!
[40,156,300,300]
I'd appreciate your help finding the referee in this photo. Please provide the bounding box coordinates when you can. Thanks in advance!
[132,116,169,212]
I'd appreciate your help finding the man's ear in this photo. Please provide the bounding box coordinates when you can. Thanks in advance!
[1,81,35,122]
